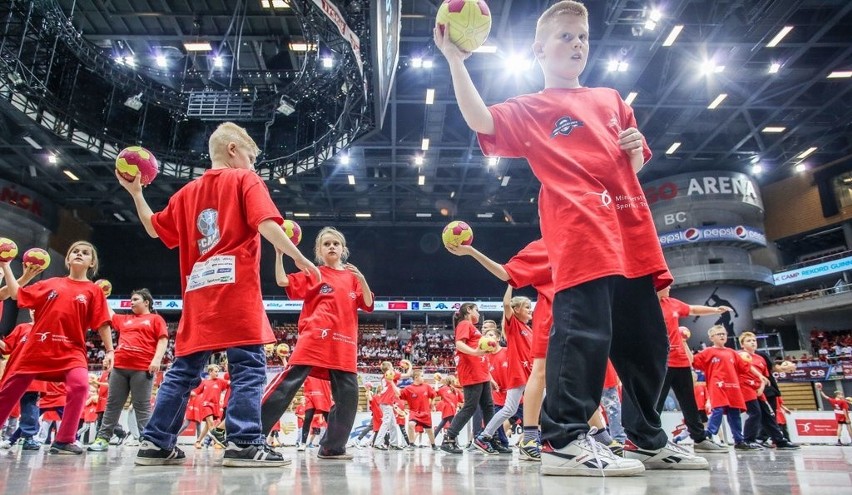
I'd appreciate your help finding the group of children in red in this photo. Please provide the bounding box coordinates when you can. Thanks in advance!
[1,0,847,479]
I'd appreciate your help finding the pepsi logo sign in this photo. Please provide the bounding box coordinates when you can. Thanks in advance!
[684,228,701,241]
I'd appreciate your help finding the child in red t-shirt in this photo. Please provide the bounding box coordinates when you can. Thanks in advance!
[433,376,461,440]
[194,365,229,449]
[476,286,532,454]
[400,369,438,449]
[374,362,402,450]
[118,122,317,467]
[775,396,792,441]
[88,288,169,452]
[0,241,113,455]
[816,383,852,445]
[297,376,331,451]
[261,227,374,459]
[440,303,493,454]
[435,0,701,476]
[77,384,100,444]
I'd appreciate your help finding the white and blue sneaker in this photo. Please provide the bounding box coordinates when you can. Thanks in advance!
[541,429,645,477]
[624,440,709,470]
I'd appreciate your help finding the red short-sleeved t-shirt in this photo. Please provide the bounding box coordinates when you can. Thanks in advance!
[828,398,849,422]
[151,168,281,356]
[376,377,397,405]
[693,382,709,413]
[112,313,169,371]
[400,383,436,423]
[736,352,761,402]
[503,239,554,360]
[303,376,332,412]
[286,266,374,375]
[369,395,382,431]
[454,320,490,386]
[479,88,668,293]
[488,347,509,406]
[503,314,533,389]
[692,347,749,410]
[659,297,692,368]
[13,277,110,376]
[437,385,459,419]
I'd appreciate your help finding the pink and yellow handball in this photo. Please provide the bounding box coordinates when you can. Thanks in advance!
[95,279,113,297]
[0,238,18,263]
[436,0,492,52]
[22,248,51,270]
[282,219,302,246]
[442,220,474,247]
[116,146,159,185]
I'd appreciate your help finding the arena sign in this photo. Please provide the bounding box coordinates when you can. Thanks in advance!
[643,171,763,209]
[109,299,513,312]
[772,255,852,285]
[658,225,767,248]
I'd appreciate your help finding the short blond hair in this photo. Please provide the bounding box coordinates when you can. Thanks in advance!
[208,122,260,164]
[738,331,756,346]
[65,241,99,278]
[707,325,726,338]
[536,1,589,41]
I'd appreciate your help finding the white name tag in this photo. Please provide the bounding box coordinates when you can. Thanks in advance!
[186,255,236,292]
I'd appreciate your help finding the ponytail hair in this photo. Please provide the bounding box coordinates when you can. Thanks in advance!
[453,303,477,328]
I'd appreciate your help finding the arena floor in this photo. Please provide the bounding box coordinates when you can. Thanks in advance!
[2,444,851,494]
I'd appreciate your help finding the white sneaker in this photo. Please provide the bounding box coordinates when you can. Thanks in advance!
[297,443,306,452]
[124,438,141,447]
[541,430,646,477]
[693,438,729,453]
[624,440,709,470]
[0,440,11,449]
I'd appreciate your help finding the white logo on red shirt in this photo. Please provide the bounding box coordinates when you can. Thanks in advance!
[320,329,329,339]
[551,116,585,138]
[319,284,333,294]
[36,332,50,342]
[196,208,221,255]
[584,190,612,208]
[75,294,88,304]
[349,291,356,299]
[47,290,58,301]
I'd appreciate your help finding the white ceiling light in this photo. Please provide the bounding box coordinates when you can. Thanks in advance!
[278,177,287,184]
[414,156,424,166]
[794,163,806,173]
[662,25,683,46]
[416,213,432,218]
[183,42,212,52]
[425,88,435,105]
[501,176,510,186]
[422,59,434,68]
[488,157,499,166]
[761,126,786,133]
[411,57,423,68]
[340,154,350,165]
[418,175,425,186]
[827,71,852,79]
[769,62,781,74]
[421,138,430,151]
[155,55,167,68]
[48,154,58,164]
[766,26,793,48]
[624,91,638,105]
[665,142,681,155]
[22,136,42,149]
[751,164,763,175]
[63,169,79,181]
[473,45,497,53]
[347,174,355,185]
[707,93,728,109]
[355,212,371,218]
[293,212,310,218]
[797,147,817,159]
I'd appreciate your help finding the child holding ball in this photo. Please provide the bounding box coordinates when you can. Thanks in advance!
[261,227,374,459]
[0,241,113,455]
[440,303,494,454]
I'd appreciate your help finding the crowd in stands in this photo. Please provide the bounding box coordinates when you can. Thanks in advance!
[810,330,852,362]
[84,321,460,372]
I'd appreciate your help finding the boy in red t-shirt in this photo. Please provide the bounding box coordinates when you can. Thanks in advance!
[656,286,732,453]
[374,363,402,450]
[118,122,318,467]
[816,384,852,445]
[400,369,438,449]
[436,0,703,475]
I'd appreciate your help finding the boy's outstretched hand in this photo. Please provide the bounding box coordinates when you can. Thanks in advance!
[445,244,474,256]
[618,127,645,155]
[434,24,472,62]
[115,170,144,195]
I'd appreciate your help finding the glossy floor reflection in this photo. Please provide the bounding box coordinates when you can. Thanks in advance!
[1,444,851,494]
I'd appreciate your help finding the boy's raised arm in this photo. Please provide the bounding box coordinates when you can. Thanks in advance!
[434,25,495,135]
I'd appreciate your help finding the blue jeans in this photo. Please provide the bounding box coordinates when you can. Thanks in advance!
[143,345,266,450]
[8,392,40,443]
[601,386,627,443]
[706,406,744,444]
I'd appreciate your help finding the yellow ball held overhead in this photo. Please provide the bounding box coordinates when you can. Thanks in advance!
[282,219,303,246]
[442,220,474,247]
[22,248,51,270]
[436,0,492,52]
[275,343,290,357]
[0,238,19,263]
[116,146,159,185]
[385,369,396,381]
[95,279,113,297]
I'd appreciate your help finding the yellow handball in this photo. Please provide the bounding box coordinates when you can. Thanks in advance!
[442,220,474,247]
[0,238,18,263]
[436,0,492,52]
[479,336,498,353]
[22,248,51,270]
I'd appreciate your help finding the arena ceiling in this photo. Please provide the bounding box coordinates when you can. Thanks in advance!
[0,0,850,232]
